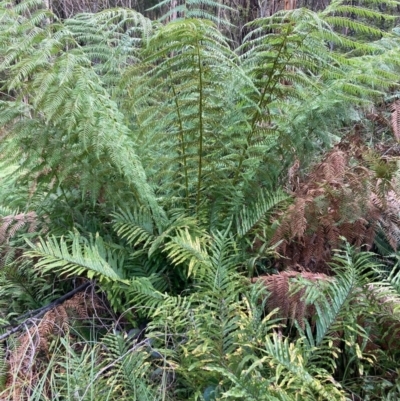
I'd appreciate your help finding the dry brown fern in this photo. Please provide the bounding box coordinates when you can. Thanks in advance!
[253,273,393,353]
[252,271,331,329]
[366,110,391,129]
[0,212,38,245]
[270,135,400,273]
[390,100,400,141]
[287,158,300,191]
[3,289,104,401]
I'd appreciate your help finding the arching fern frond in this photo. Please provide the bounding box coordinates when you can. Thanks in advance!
[25,232,164,311]
[123,18,245,216]
[0,2,165,224]
[64,8,153,90]
[288,245,387,382]
[112,207,156,249]
[26,234,126,282]
[236,189,290,238]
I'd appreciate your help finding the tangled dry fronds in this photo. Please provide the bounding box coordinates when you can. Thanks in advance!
[253,271,400,354]
[390,100,400,141]
[0,212,38,245]
[2,288,104,401]
[272,135,400,273]
[0,210,49,269]
[253,271,331,328]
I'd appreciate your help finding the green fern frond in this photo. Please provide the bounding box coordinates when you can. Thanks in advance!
[25,232,165,312]
[236,189,290,238]
[0,3,165,223]
[163,228,210,277]
[301,246,376,348]
[112,208,156,248]
[262,334,345,400]
[123,17,242,215]
[203,332,345,400]
[26,233,126,282]
[98,331,157,399]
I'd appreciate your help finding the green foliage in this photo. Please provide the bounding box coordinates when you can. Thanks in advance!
[93,331,159,400]
[144,232,351,400]
[0,2,164,223]
[25,231,165,312]
[0,344,6,391]
[3,331,160,401]
[1,0,399,230]
[1,0,400,399]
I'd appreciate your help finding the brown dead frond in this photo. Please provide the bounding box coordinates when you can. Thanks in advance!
[287,158,300,191]
[390,100,400,141]
[366,111,390,128]
[253,272,331,329]
[253,274,395,353]
[271,137,400,273]
[3,290,104,401]
[0,212,38,244]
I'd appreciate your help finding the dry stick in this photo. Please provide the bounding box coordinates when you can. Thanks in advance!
[0,281,92,341]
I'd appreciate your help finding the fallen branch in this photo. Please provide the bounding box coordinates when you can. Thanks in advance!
[0,281,92,341]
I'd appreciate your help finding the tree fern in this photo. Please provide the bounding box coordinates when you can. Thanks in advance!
[0,2,165,224]
[2,2,400,398]
[123,17,244,216]
[2,0,399,232]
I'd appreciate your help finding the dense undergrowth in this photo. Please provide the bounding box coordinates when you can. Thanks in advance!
[1,0,400,399]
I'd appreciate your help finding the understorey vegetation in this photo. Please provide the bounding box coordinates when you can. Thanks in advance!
[1,0,400,399]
